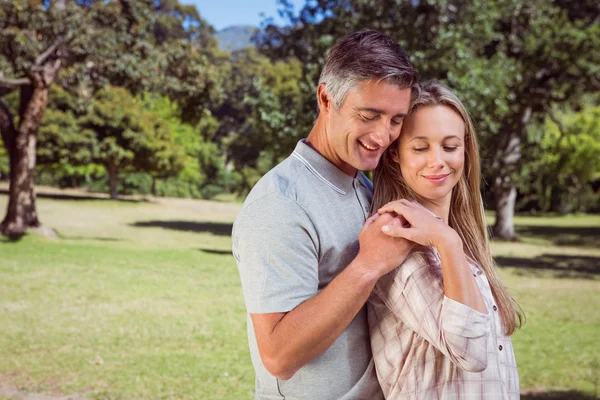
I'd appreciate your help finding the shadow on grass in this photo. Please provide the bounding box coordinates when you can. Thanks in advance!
[199,248,232,255]
[131,220,233,236]
[515,225,600,248]
[61,236,124,242]
[521,390,599,400]
[0,188,148,203]
[495,254,600,279]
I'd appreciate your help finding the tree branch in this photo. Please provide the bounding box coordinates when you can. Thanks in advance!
[41,58,63,86]
[35,38,65,67]
[0,74,32,90]
[548,109,567,139]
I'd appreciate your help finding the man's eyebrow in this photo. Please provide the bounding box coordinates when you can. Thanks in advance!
[409,135,462,142]
[355,107,408,118]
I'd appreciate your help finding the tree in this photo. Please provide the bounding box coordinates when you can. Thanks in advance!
[211,47,304,194]
[83,87,184,199]
[259,0,600,240]
[140,93,227,199]
[37,86,184,199]
[522,104,600,213]
[0,0,220,236]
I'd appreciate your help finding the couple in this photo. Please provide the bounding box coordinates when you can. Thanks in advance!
[232,30,523,400]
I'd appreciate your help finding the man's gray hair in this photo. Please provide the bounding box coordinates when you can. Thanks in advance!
[319,30,418,109]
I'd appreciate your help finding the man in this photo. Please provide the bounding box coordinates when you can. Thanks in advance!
[232,30,418,399]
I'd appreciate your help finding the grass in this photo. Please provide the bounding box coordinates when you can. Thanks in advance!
[0,191,599,399]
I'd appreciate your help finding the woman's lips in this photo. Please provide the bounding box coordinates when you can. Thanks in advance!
[423,173,450,184]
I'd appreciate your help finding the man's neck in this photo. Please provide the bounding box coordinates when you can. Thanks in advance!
[305,117,357,177]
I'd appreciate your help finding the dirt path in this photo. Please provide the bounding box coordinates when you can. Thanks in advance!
[0,382,90,400]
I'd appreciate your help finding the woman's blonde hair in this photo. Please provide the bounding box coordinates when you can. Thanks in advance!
[372,80,523,335]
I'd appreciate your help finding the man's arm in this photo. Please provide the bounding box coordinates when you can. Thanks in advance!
[250,212,412,380]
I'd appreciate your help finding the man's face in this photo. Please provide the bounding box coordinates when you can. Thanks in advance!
[324,80,412,174]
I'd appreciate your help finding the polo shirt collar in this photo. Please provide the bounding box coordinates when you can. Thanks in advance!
[292,139,356,195]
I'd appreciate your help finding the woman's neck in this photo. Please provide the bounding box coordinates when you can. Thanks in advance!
[417,196,451,224]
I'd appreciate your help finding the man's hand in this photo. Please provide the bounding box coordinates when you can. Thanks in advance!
[353,212,414,279]
[378,199,459,249]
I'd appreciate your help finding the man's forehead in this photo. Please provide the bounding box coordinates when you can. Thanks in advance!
[346,81,411,106]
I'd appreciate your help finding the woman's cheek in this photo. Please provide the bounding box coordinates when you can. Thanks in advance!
[402,155,426,174]
[448,152,465,170]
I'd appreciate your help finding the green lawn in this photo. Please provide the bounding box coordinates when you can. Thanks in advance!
[0,192,599,399]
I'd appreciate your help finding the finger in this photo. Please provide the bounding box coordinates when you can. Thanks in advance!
[381,224,414,241]
[360,213,382,234]
[390,215,410,228]
[378,200,408,215]
[362,213,380,231]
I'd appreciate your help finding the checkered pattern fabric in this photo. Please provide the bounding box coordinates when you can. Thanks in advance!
[368,246,520,399]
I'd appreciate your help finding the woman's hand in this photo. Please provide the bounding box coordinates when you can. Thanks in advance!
[377,199,460,249]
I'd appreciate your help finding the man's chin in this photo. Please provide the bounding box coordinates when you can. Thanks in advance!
[355,158,381,172]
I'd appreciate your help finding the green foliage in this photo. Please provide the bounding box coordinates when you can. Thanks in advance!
[82,86,184,178]
[36,86,185,197]
[522,106,600,213]
[0,0,226,207]
[212,48,304,194]
[36,86,231,200]
[141,94,232,199]
[258,0,600,223]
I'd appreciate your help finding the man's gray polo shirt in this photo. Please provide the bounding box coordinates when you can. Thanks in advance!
[232,140,384,400]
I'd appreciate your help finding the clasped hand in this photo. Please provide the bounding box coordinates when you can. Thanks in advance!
[377,199,457,248]
[356,199,458,278]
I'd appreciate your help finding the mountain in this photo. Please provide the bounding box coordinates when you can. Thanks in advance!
[215,25,259,52]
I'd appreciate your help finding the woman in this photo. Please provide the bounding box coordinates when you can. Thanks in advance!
[368,81,523,399]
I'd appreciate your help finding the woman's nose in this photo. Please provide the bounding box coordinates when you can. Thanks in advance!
[428,148,443,168]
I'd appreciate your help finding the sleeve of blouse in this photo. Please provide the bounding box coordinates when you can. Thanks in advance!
[372,250,492,373]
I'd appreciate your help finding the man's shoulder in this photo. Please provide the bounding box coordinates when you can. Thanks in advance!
[240,153,320,213]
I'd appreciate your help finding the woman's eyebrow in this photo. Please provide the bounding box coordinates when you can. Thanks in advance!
[408,135,462,142]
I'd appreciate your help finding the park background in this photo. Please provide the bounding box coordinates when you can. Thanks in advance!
[0,0,599,399]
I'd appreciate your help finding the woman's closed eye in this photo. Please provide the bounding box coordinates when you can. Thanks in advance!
[412,145,460,153]
[443,146,459,152]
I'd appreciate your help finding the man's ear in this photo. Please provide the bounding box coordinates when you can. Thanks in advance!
[317,83,332,115]
[388,147,400,163]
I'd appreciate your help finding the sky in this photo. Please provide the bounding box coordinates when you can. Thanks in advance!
[186,0,307,31]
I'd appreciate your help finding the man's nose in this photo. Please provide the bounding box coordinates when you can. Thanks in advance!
[373,120,392,146]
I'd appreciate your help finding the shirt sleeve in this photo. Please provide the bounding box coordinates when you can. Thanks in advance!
[232,193,319,314]
[372,249,491,372]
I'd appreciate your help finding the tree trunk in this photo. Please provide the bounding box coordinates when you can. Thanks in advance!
[151,176,157,197]
[0,85,48,237]
[107,163,119,200]
[492,181,518,241]
[491,106,532,241]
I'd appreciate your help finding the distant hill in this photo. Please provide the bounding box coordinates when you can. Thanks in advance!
[215,25,259,52]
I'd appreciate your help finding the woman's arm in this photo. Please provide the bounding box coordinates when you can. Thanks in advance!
[435,232,487,314]
[372,199,491,372]
[372,250,491,372]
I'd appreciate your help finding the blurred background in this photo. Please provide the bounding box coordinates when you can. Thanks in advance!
[0,0,598,399]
